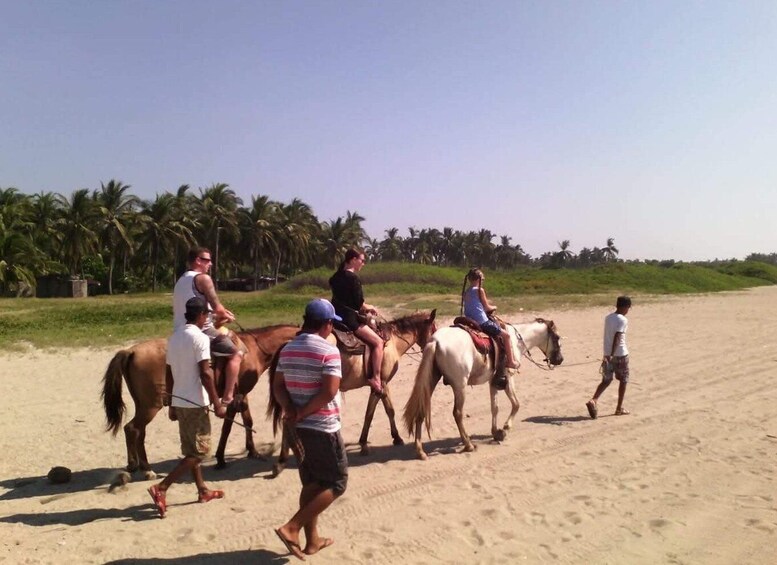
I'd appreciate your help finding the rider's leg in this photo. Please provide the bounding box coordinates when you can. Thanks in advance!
[221,352,242,404]
[354,325,384,394]
[501,329,519,369]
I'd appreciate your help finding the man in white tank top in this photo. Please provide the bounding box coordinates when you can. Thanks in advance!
[173,247,243,405]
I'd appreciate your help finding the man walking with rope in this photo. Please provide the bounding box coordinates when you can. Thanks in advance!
[147,297,227,518]
[586,296,632,419]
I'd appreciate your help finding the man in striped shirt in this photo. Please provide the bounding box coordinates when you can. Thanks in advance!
[273,298,346,560]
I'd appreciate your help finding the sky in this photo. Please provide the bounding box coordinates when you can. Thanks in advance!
[2,1,777,261]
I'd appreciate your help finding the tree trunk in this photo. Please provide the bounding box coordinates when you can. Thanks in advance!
[108,253,115,295]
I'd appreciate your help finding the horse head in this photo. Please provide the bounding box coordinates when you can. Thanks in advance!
[536,318,564,366]
[387,309,437,350]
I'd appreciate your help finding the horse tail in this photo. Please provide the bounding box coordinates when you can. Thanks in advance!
[102,350,132,436]
[265,349,283,437]
[403,339,438,439]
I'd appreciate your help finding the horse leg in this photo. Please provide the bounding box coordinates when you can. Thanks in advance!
[239,397,262,459]
[452,386,475,453]
[490,384,506,442]
[358,390,383,456]
[383,385,406,447]
[502,377,520,432]
[272,426,290,477]
[124,408,159,477]
[215,401,239,470]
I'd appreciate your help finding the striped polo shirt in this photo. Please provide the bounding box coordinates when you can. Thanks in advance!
[277,332,342,433]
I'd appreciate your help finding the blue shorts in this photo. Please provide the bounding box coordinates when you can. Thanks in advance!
[480,319,501,338]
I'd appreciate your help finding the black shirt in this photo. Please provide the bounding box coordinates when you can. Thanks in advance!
[329,269,364,330]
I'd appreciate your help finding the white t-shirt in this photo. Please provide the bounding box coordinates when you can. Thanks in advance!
[603,312,628,357]
[166,324,211,408]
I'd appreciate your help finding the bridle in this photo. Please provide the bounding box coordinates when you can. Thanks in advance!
[501,317,558,371]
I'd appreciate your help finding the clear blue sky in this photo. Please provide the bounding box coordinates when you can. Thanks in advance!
[3,1,777,261]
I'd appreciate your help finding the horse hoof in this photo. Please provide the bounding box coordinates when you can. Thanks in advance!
[359,444,371,456]
[143,470,157,481]
[418,452,428,461]
[393,437,405,446]
[214,460,227,471]
[271,463,285,477]
[462,445,476,453]
[493,429,507,442]
[108,471,131,492]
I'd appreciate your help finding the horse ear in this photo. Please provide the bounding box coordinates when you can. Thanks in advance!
[430,309,436,321]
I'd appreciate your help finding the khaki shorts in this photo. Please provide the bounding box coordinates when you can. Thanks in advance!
[177,407,211,459]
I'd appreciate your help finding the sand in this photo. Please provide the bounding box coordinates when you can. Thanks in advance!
[1,287,776,564]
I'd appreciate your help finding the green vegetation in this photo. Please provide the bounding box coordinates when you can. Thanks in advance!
[1,261,774,350]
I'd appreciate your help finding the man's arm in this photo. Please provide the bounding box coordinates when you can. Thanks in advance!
[164,365,174,406]
[605,332,622,360]
[195,274,235,326]
[272,370,298,421]
[295,374,339,422]
[198,359,226,417]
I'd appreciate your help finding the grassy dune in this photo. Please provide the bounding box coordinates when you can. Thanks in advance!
[1,261,775,349]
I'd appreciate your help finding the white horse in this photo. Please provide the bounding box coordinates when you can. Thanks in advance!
[403,318,563,460]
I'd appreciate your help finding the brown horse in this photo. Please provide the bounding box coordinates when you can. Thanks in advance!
[102,324,299,479]
[268,310,437,476]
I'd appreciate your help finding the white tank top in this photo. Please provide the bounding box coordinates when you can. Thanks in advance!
[172,270,213,331]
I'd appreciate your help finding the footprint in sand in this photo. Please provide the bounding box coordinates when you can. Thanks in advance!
[563,511,583,525]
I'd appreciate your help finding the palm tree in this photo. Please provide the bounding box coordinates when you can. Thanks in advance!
[554,240,574,268]
[56,189,99,277]
[195,183,242,282]
[94,180,138,294]
[29,191,62,259]
[379,227,403,262]
[603,237,619,262]
[239,195,279,288]
[138,193,195,292]
[274,198,318,280]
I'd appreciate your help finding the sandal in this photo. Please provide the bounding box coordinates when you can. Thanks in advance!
[147,485,167,518]
[615,407,630,416]
[275,528,306,561]
[586,400,598,419]
[198,489,224,503]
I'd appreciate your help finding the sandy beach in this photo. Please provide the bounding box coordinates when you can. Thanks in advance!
[1,287,776,564]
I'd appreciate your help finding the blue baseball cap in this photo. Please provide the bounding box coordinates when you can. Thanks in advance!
[304,298,342,322]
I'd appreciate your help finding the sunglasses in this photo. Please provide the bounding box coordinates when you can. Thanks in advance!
[198,256,212,263]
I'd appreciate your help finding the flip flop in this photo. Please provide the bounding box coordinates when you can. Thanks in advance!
[615,408,630,416]
[305,537,334,555]
[198,489,224,503]
[586,400,598,420]
[147,485,167,519]
[274,528,306,561]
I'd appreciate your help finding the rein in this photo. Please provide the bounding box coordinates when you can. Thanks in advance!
[496,316,556,371]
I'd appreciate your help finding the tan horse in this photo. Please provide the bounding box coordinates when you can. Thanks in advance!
[102,324,299,479]
[268,310,437,475]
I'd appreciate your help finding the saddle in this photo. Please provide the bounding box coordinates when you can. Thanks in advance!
[452,316,508,388]
[332,319,389,380]
[452,316,496,355]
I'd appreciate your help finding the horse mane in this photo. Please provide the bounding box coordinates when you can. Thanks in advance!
[384,311,431,334]
[534,318,557,334]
